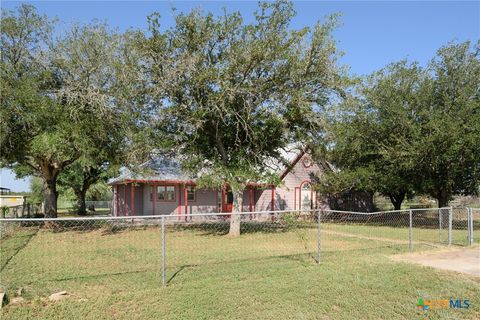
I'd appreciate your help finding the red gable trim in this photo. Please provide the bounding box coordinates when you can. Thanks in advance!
[111,179,196,186]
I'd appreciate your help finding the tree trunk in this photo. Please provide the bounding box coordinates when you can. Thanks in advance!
[75,188,87,215]
[228,188,243,237]
[436,189,449,208]
[43,176,58,218]
[388,192,405,211]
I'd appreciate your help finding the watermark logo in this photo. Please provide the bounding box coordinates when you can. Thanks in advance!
[417,298,470,311]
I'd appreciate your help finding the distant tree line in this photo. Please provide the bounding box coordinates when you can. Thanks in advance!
[1,2,479,227]
[319,43,480,209]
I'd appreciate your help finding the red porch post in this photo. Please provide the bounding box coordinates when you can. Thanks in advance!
[178,184,182,219]
[184,185,188,222]
[131,183,135,216]
[123,184,126,216]
[153,184,156,215]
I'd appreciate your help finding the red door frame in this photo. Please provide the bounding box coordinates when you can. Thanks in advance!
[221,188,233,213]
[299,180,313,210]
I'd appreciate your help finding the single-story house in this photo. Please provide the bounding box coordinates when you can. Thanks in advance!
[109,146,373,217]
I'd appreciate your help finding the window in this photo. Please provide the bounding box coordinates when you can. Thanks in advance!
[157,186,165,200]
[302,157,312,168]
[151,185,176,201]
[186,186,196,201]
[166,186,175,201]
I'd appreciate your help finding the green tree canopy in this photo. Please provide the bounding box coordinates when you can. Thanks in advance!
[142,0,346,234]
[1,5,146,217]
[322,41,480,209]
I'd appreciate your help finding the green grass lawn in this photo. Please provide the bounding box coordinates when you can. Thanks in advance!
[1,221,479,319]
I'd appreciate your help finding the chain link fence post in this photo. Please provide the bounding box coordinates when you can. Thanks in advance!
[448,207,452,246]
[438,208,442,243]
[161,216,166,287]
[409,209,413,251]
[467,208,471,246]
[468,208,474,246]
[316,210,321,264]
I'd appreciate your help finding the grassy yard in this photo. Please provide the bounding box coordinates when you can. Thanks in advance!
[0,222,479,319]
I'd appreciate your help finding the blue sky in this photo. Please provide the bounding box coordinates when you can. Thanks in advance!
[1,1,479,192]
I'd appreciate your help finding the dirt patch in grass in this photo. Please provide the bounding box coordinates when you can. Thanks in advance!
[392,245,480,277]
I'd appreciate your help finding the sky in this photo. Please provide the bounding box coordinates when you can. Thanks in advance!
[1,0,479,192]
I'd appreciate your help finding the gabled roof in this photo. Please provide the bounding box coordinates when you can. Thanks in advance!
[108,144,322,186]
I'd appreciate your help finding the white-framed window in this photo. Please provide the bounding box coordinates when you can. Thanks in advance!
[186,186,196,201]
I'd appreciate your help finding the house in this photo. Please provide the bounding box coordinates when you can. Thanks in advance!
[109,146,373,217]
[0,187,27,208]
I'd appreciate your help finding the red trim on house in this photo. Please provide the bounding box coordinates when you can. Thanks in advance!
[111,179,196,186]
[299,180,312,210]
[177,185,182,218]
[253,189,256,212]
[131,183,135,216]
[184,185,188,221]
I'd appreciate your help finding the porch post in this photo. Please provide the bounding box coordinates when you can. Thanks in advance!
[184,185,188,221]
[178,184,182,218]
[131,183,135,216]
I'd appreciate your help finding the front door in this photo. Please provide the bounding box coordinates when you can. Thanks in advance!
[222,191,234,213]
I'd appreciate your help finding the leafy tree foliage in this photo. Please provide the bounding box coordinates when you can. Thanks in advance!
[322,41,480,208]
[322,61,423,209]
[142,1,346,235]
[1,5,144,217]
[415,41,480,206]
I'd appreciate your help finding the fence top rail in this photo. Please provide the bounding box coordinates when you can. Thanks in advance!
[0,207,459,222]
[0,209,318,222]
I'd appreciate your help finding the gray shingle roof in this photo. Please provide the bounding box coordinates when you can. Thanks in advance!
[108,144,307,185]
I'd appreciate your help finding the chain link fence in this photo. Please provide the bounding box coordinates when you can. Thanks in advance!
[0,207,477,297]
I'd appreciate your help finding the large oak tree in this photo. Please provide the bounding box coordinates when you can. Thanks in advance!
[1,5,145,217]
[142,1,346,235]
